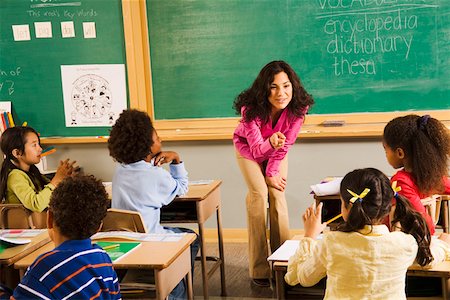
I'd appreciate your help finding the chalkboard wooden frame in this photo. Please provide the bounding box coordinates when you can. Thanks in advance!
[34,0,450,143]
[135,0,449,142]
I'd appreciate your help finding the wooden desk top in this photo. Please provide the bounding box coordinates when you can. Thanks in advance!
[175,180,222,201]
[14,233,196,270]
[0,231,50,266]
[273,235,450,277]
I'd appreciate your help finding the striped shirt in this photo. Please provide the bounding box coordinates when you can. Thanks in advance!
[12,239,121,300]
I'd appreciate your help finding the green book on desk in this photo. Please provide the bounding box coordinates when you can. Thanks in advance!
[95,241,141,262]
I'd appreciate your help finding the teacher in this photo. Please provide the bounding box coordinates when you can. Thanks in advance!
[233,61,314,287]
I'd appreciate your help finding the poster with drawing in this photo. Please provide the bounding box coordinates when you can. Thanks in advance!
[61,64,127,127]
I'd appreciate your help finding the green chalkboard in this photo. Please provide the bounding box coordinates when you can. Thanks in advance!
[147,0,449,120]
[0,0,128,137]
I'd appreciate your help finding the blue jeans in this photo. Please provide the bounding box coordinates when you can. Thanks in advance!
[165,226,200,300]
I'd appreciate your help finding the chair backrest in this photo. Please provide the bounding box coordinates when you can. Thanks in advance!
[101,208,147,233]
[0,204,47,229]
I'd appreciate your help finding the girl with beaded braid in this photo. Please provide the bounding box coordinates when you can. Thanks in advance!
[383,115,450,235]
[285,168,450,300]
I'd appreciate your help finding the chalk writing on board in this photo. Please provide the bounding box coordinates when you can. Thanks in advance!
[316,1,438,76]
[26,9,97,19]
[0,67,22,96]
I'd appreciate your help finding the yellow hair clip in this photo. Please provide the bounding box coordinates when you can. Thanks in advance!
[347,188,370,204]
[392,181,401,197]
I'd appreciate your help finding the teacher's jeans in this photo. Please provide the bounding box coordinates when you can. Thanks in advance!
[236,151,290,279]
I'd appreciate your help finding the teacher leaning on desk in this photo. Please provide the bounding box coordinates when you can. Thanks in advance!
[233,61,314,287]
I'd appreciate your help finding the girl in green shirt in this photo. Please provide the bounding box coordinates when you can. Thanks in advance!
[0,126,78,212]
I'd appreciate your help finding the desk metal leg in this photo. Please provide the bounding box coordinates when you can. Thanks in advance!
[441,277,448,300]
[216,206,226,296]
[186,270,193,300]
[275,269,286,300]
[443,201,449,233]
[198,222,209,299]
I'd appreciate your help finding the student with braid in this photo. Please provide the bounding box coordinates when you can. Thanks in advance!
[383,114,450,235]
[285,168,449,300]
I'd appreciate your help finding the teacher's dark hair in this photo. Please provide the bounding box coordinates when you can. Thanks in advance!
[233,60,314,123]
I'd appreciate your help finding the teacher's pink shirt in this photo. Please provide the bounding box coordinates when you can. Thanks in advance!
[233,107,306,177]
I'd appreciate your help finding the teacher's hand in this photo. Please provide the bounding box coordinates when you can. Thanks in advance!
[269,132,286,149]
[266,175,286,191]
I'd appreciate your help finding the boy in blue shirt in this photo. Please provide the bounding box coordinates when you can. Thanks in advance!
[12,175,121,299]
[108,109,199,299]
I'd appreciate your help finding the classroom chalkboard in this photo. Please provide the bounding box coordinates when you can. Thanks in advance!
[147,0,449,120]
[0,0,128,137]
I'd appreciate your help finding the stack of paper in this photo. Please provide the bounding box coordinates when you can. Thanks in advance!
[310,177,343,196]
[267,240,299,262]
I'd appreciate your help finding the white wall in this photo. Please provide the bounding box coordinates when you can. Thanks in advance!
[44,138,394,229]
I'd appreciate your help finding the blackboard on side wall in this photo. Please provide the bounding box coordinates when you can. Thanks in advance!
[146,0,449,120]
[0,0,128,137]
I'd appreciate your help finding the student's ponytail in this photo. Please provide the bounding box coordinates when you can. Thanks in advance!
[391,193,433,267]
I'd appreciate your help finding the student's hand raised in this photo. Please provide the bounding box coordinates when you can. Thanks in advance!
[303,202,327,239]
[269,132,286,149]
[50,159,79,187]
[153,151,181,166]
[266,174,286,191]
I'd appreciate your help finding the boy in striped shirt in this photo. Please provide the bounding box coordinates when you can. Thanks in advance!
[12,175,121,299]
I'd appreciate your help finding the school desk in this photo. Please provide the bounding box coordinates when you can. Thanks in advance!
[0,231,50,286]
[314,194,450,233]
[161,180,226,299]
[272,235,450,300]
[14,233,197,300]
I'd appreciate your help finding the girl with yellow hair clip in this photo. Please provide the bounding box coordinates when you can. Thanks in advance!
[285,168,450,300]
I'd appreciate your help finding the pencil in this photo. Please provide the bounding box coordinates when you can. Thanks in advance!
[326,213,342,224]
[42,146,55,154]
[102,244,120,251]
[40,148,56,157]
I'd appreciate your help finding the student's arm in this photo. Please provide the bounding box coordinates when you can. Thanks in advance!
[285,236,327,287]
[394,176,435,234]
[427,236,450,267]
[155,162,189,206]
[265,116,304,177]
[7,170,53,212]
[444,177,450,194]
[12,269,52,299]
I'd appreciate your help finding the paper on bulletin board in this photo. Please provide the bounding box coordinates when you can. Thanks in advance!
[61,64,127,127]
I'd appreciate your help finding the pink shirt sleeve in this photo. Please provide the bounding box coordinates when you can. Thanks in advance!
[265,116,303,177]
[240,119,277,160]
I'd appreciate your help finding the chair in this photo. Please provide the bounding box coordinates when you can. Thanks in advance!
[0,204,47,229]
[100,208,154,296]
[100,208,147,233]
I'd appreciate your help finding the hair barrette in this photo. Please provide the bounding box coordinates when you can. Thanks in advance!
[418,115,430,130]
[347,188,370,204]
[391,181,401,199]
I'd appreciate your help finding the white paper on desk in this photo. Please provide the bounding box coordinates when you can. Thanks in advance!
[0,229,45,238]
[310,177,343,196]
[189,180,214,185]
[0,236,31,245]
[92,231,186,242]
[267,240,299,262]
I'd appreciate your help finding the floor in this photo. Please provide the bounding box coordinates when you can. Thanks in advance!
[122,241,445,300]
